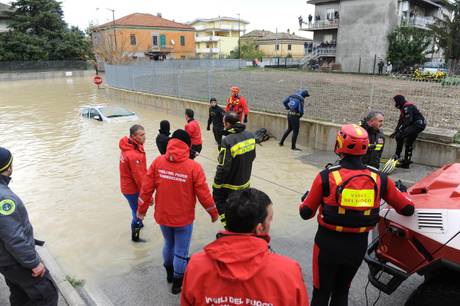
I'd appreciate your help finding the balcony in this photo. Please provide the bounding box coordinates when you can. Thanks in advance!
[150,45,174,51]
[195,36,220,43]
[301,19,339,31]
[196,48,220,53]
[194,25,243,32]
[400,15,435,30]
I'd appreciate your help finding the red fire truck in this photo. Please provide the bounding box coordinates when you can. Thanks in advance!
[365,163,460,305]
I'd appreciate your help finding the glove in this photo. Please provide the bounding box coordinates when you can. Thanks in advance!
[395,180,408,192]
[207,126,210,131]
[301,190,309,202]
[243,115,248,123]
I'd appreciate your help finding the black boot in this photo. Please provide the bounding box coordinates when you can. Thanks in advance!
[131,224,140,242]
[171,277,183,294]
[164,264,173,283]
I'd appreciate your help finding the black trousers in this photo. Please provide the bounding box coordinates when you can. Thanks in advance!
[280,114,300,149]
[395,126,423,162]
[0,265,58,306]
[190,144,202,160]
[311,226,369,306]
[212,188,232,215]
[212,128,223,149]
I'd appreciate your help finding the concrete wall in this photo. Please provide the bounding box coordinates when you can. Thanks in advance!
[0,70,95,81]
[259,42,307,58]
[336,0,399,73]
[106,86,460,167]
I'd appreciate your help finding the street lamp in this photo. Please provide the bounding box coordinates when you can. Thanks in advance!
[106,8,117,50]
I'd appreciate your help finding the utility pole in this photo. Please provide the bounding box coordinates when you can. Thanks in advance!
[107,8,117,51]
[237,13,241,68]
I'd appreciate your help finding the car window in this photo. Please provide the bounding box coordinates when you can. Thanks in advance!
[99,106,135,118]
[89,108,100,119]
[81,108,89,117]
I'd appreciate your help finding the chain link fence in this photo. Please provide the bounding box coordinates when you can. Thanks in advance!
[105,60,459,132]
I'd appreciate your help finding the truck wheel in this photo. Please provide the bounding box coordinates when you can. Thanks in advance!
[405,271,460,306]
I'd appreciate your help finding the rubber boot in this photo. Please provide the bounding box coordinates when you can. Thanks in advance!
[164,264,174,283]
[171,277,183,295]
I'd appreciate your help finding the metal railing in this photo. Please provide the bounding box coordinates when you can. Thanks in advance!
[301,19,339,30]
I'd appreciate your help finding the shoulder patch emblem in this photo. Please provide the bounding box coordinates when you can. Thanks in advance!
[0,199,16,216]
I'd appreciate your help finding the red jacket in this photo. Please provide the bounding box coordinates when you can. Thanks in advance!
[119,136,147,194]
[299,165,414,233]
[181,232,309,306]
[226,95,249,121]
[185,119,202,146]
[138,139,217,227]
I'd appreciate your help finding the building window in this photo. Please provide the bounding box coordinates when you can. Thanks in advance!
[160,35,166,48]
[206,43,210,48]
[130,34,136,46]
[288,44,292,51]
[152,35,158,46]
[180,35,185,46]
[276,44,280,51]
[326,8,335,21]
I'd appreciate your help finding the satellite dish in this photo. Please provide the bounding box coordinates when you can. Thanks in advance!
[171,39,175,45]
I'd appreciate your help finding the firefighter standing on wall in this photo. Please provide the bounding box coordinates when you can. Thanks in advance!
[391,95,426,169]
[226,86,249,123]
[299,124,415,306]
[360,111,385,169]
[213,112,256,227]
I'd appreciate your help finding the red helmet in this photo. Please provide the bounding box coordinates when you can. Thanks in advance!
[231,86,240,95]
[334,124,369,156]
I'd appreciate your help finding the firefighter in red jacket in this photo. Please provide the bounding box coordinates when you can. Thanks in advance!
[137,129,218,294]
[182,188,309,306]
[299,124,415,306]
[119,124,147,242]
[226,86,249,123]
[184,108,202,159]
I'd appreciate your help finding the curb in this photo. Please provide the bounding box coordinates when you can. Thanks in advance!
[37,246,114,306]
[37,246,87,306]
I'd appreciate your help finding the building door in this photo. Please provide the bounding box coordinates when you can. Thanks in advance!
[160,35,166,48]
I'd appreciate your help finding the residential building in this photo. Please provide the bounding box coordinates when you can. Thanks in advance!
[301,0,447,73]
[0,2,13,33]
[241,30,311,58]
[188,17,249,58]
[91,13,196,61]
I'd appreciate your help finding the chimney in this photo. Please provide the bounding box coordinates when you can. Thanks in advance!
[157,12,162,17]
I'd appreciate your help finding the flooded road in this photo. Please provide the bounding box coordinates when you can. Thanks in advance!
[0,76,422,305]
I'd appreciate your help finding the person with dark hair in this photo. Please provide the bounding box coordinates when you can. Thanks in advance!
[119,124,147,242]
[213,112,256,228]
[299,124,414,306]
[308,14,313,25]
[181,188,309,306]
[279,89,310,150]
[0,147,59,306]
[184,109,202,159]
[360,111,385,168]
[207,98,225,150]
[225,86,249,123]
[390,95,426,168]
[156,120,170,155]
[137,129,218,294]
[378,59,385,75]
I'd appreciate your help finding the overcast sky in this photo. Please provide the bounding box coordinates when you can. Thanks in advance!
[4,0,315,38]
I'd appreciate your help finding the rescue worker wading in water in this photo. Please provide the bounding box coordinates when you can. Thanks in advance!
[299,124,415,306]
[226,86,249,123]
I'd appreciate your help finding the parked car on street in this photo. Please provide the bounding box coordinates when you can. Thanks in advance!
[80,105,138,122]
[422,62,448,74]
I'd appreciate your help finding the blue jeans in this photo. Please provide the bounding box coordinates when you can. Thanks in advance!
[123,193,143,229]
[160,224,193,277]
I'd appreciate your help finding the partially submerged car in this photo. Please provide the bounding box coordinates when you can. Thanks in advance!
[80,105,138,122]
[365,163,460,305]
